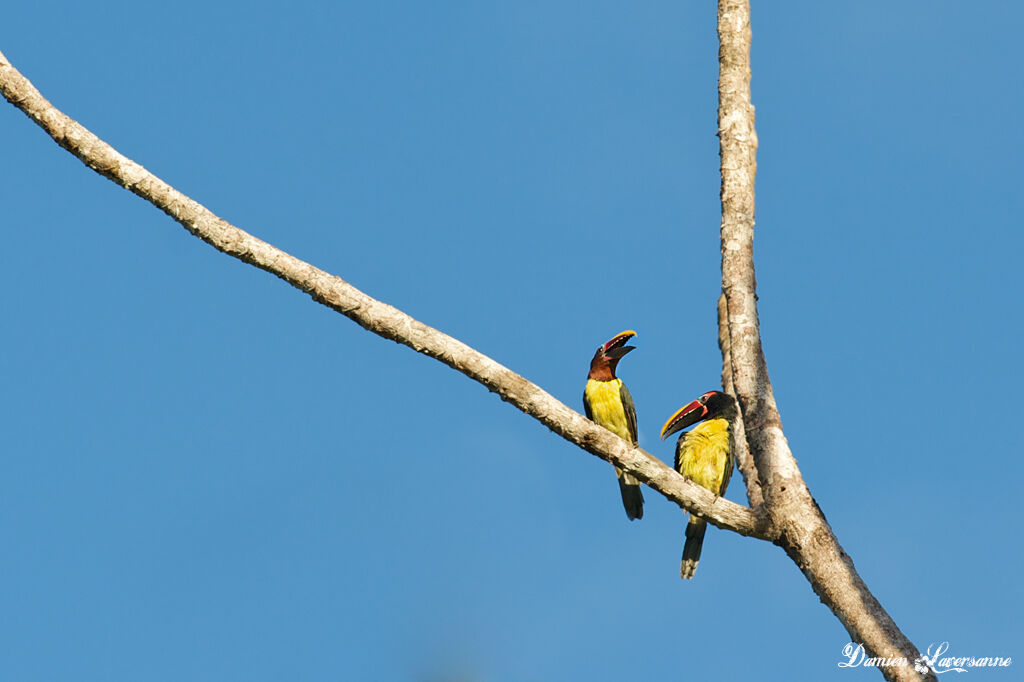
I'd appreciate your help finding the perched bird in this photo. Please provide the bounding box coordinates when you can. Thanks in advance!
[660,390,737,579]
[583,330,644,521]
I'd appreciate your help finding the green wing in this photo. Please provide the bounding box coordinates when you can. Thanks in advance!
[619,382,638,445]
[582,390,594,421]
[721,427,736,496]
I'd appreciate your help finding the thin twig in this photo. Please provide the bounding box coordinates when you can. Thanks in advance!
[717,293,762,509]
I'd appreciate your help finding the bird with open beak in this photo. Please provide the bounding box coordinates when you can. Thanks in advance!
[660,390,737,578]
[583,330,643,520]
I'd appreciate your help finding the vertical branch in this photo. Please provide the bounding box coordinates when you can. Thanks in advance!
[717,0,795,491]
[715,2,934,680]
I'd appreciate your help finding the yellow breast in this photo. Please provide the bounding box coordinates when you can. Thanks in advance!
[584,378,632,443]
[677,418,732,496]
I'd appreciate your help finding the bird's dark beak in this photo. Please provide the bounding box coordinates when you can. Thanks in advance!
[660,399,708,440]
[601,329,637,356]
[605,345,636,360]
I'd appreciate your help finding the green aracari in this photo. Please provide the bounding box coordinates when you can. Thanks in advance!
[583,330,643,521]
[660,390,737,579]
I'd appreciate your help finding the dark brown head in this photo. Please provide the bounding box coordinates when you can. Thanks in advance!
[659,390,737,439]
[587,330,637,381]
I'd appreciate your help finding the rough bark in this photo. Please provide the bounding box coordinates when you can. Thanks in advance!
[0,48,767,542]
[715,2,933,681]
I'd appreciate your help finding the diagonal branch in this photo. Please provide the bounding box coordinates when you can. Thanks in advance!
[0,48,770,542]
[715,3,933,681]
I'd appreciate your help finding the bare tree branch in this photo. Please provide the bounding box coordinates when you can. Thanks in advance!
[715,3,933,681]
[0,47,768,542]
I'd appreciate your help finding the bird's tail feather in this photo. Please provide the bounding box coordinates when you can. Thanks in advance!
[680,517,707,579]
[616,468,644,521]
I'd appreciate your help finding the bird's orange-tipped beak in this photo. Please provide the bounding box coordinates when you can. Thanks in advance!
[601,330,637,357]
[660,399,708,440]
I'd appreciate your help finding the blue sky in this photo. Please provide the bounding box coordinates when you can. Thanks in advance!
[2,2,1021,680]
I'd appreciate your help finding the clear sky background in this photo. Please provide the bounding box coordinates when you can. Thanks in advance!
[2,2,1022,680]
